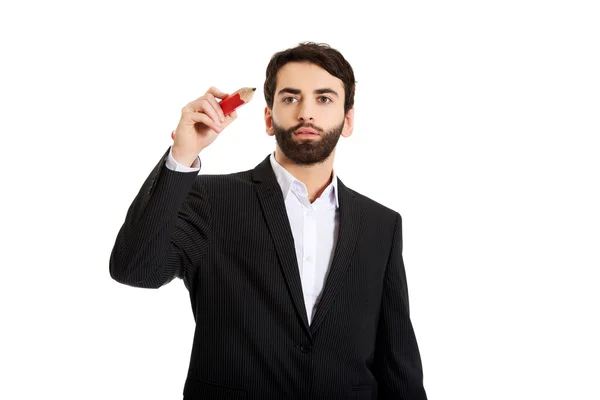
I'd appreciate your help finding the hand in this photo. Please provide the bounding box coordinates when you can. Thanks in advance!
[172,87,238,166]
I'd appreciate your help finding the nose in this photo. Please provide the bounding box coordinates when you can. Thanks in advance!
[297,101,314,122]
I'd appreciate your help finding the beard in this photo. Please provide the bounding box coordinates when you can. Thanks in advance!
[273,120,344,166]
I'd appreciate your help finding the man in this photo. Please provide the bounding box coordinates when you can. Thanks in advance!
[110,42,427,399]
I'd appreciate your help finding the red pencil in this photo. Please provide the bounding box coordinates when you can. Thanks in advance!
[172,87,256,140]
[218,87,256,115]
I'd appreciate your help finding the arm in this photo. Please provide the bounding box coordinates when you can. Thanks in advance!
[108,146,210,290]
[373,213,427,399]
[109,85,238,290]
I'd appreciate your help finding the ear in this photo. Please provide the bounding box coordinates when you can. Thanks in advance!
[264,107,275,136]
[341,108,354,138]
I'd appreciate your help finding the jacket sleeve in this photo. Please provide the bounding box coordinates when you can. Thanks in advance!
[109,147,211,291]
[373,213,427,399]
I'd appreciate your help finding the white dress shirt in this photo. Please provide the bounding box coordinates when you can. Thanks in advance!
[165,147,340,324]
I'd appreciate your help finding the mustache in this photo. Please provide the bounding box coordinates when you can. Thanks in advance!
[287,122,324,134]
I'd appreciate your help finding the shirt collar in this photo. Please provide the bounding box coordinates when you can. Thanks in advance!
[269,152,339,208]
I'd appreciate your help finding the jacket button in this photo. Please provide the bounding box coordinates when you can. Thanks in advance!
[299,344,312,353]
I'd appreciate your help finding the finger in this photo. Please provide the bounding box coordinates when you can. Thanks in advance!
[204,93,225,123]
[222,110,237,129]
[187,99,221,129]
[184,110,222,133]
[225,110,238,122]
[205,86,229,100]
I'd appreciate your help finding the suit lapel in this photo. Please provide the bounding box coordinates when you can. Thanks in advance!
[252,155,363,337]
[253,155,311,336]
[309,178,362,334]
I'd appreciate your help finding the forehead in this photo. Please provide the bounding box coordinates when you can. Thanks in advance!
[275,62,344,94]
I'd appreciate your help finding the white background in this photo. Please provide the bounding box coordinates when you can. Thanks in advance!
[1,0,598,399]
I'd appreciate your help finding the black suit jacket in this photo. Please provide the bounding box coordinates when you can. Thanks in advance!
[110,148,427,399]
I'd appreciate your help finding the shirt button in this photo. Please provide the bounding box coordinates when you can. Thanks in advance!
[305,256,312,263]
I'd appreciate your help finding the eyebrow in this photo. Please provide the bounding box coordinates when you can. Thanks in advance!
[277,87,340,98]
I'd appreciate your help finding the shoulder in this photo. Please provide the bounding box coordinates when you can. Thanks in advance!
[343,184,402,225]
[342,180,400,215]
[185,167,256,203]
[195,168,253,184]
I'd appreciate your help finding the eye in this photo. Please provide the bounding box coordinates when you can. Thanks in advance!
[318,96,332,104]
[282,97,298,104]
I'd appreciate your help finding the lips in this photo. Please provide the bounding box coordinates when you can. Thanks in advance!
[294,127,319,135]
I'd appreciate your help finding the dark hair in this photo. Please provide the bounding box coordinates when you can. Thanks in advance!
[263,42,356,114]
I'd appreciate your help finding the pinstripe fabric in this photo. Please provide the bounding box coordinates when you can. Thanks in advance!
[109,147,427,399]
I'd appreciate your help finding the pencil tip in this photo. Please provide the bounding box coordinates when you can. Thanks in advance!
[252,87,256,91]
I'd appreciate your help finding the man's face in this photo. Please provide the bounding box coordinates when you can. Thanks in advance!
[265,62,354,166]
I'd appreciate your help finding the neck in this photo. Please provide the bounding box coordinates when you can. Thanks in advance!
[274,146,335,203]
